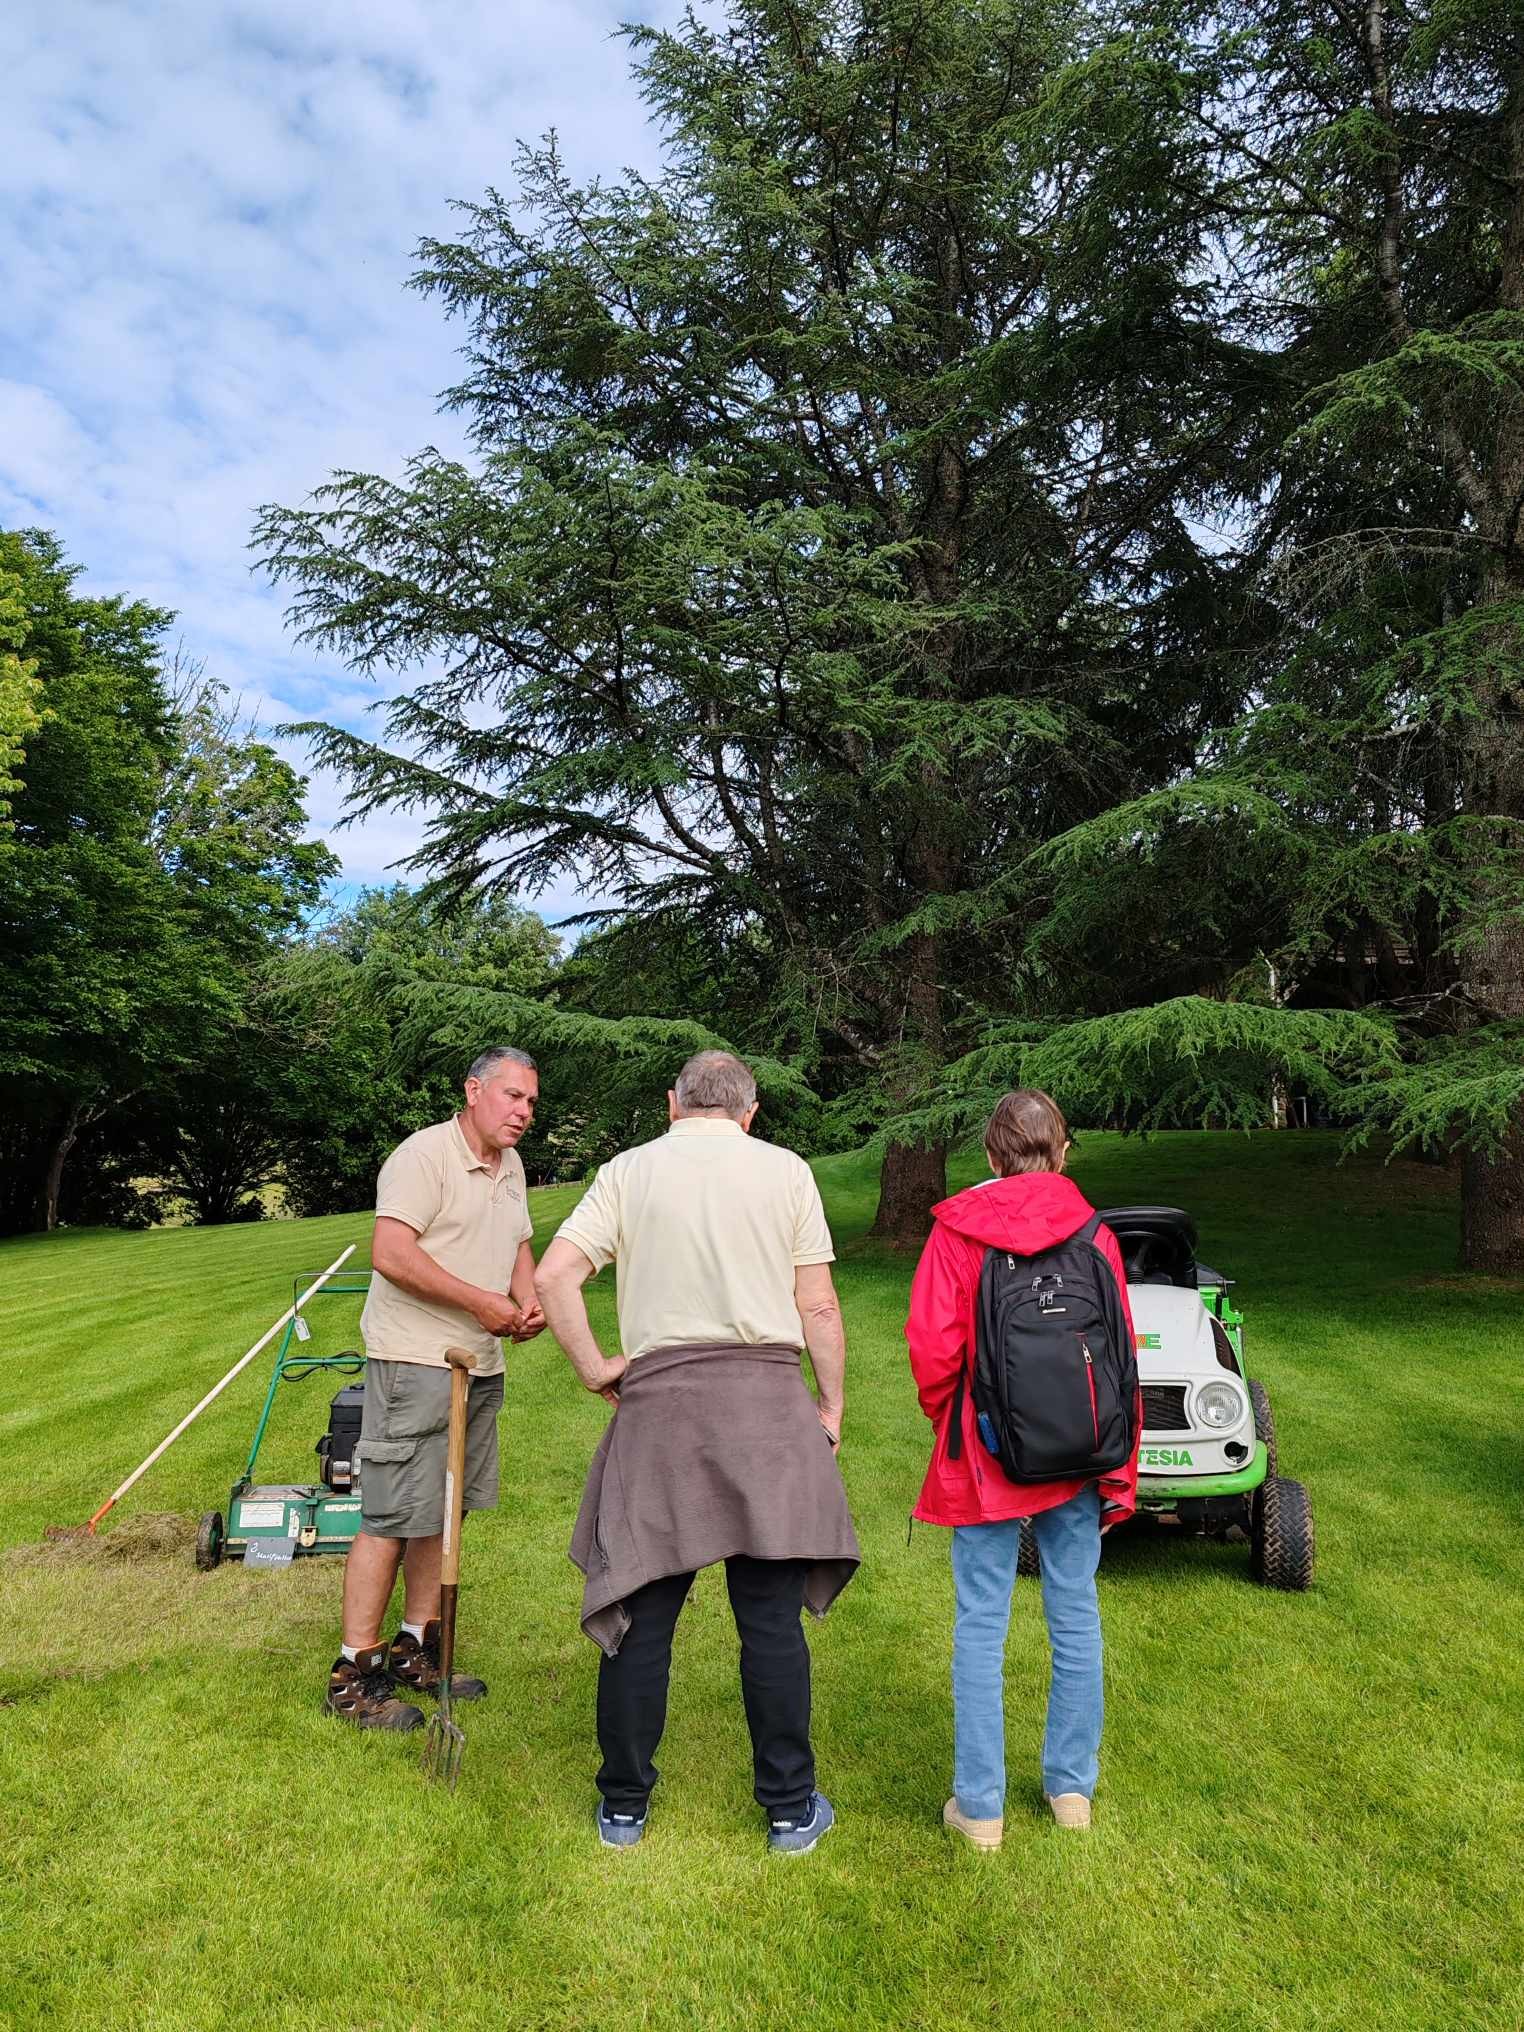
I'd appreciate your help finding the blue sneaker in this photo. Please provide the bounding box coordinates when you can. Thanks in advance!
[767,1792,835,1855]
[596,1801,648,1849]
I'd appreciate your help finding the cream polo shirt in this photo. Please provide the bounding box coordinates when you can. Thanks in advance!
[358,1116,533,1376]
[553,1117,835,1360]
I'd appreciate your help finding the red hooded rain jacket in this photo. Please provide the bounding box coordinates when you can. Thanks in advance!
[905,1171,1141,1527]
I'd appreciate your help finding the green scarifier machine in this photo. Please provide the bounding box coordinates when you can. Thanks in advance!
[195,1271,371,1570]
[1019,1207,1315,1590]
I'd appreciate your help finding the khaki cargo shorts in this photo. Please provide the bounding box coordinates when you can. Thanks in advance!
[356,1359,505,1539]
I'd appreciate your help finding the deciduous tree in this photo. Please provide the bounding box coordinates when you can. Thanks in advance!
[0,533,335,1231]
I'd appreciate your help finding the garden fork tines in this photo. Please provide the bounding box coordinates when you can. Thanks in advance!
[422,1699,465,1791]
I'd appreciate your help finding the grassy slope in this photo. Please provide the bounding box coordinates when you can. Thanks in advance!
[1,1134,1520,2032]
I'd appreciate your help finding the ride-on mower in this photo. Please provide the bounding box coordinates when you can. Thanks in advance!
[194,1270,371,1571]
[1020,1206,1315,1590]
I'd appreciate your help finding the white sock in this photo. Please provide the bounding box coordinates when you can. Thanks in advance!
[401,1621,427,1643]
[340,1643,361,1663]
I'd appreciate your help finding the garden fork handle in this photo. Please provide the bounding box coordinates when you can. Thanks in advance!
[437,1346,477,1694]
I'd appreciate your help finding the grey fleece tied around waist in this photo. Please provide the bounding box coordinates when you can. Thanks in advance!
[568,1341,862,1656]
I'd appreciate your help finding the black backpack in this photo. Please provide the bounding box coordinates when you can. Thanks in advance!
[948,1213,1137,1484]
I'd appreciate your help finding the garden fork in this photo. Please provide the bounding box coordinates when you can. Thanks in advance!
[422,1344,476,1789]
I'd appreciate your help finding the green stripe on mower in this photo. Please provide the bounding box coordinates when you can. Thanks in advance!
[1138,1441,1269,1503]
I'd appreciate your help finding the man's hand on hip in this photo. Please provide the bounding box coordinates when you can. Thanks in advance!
[596,1353,628,1406]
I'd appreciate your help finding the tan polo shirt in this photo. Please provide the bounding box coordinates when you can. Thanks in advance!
[359,1116,533,1376]
[553,1117,835,1360]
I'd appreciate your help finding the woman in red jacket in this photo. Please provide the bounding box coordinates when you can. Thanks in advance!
[904,1090,1139,1847]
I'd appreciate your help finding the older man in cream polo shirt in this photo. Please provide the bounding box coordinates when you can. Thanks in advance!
[324,1045,545,1732]
[537,1049,858,1855]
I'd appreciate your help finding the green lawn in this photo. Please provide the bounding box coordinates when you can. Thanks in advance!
[2,1134,1521,2032]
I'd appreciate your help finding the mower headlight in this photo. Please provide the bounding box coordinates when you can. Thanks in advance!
[1194,1380,1246,1431]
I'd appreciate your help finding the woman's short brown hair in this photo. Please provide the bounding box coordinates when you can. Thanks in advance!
[984,1089,1069,1176]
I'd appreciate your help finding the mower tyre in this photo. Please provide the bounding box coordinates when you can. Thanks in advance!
[1250,1476,1313,1591]
[1016,1520,1040,1578]
[1249,1379,1278,1477]
[195,1510,224,1572]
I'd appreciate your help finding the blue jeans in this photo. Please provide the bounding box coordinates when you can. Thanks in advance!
[950,1485,1103,1817]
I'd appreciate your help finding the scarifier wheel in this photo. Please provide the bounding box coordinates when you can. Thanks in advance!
[1250,1475,1314,1591]
[194,1510,224,1571]
[1249,1379,1278,1477]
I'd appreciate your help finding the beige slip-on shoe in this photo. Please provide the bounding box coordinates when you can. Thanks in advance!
[1045,1792,1092,1829]
[943,1796,1004,1850]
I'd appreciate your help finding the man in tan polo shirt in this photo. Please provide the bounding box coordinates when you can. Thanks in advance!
[324,1045,545,1731]
[537,1049,856,1854]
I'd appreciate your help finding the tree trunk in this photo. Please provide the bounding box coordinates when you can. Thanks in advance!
[184,1155,249,1226]
[1461,1121,1524,1269]
[868,927,949,1244]
[1458,886,1524,1271]
[870,1138,948,1248]
[1458,555,1524,1270]
[1459,909,1524,1269]
[37,1101,84,1232]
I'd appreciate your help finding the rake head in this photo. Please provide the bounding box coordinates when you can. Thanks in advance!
[421,1705,466,1789]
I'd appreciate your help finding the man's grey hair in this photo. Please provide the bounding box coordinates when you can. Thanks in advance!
[673,1049,757,1118]
[466,1045,538,1085]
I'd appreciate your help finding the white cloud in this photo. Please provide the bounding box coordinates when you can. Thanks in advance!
[1,0,678,909]
[0,381,97,503]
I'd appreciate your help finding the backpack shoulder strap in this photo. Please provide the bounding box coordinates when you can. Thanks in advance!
[947,1242,1001,1462]
[1076,1212,1131,1349]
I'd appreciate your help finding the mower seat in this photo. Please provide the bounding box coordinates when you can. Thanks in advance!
[1097,1206,1200,1290]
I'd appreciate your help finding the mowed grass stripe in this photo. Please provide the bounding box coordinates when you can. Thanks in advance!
[0,1133,1520,2032]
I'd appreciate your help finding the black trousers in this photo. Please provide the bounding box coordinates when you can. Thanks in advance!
[596,1555,814,1820]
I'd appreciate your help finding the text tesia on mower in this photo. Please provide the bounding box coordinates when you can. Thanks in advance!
[1017,1207,1315,1590]
[195,1271,372,1571]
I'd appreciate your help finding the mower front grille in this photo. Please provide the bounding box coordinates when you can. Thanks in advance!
[1142,1384,1190,1432]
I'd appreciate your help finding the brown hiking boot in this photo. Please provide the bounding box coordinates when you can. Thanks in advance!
[326,1646,425,1730]
[387,1621,488,1702]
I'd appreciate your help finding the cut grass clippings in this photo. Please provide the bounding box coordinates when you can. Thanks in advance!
[0,1134,1520,2032]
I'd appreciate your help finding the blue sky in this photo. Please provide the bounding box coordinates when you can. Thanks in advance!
[1,0,678,912]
